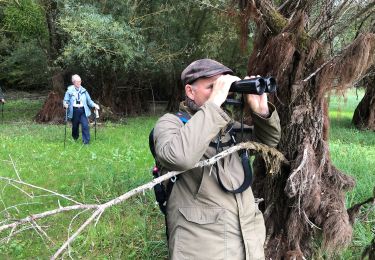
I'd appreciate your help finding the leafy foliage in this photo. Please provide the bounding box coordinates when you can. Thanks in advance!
[3,0,48,39]
[0,40,48,88]
[58,4,144,71]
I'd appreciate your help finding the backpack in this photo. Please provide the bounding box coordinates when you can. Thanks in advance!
[148,112,191,215]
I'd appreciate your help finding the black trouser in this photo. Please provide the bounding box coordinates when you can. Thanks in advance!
[72,107,90,144]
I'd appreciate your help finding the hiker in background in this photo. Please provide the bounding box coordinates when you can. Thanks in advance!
[152,59,281,259]
[63,74,99,144]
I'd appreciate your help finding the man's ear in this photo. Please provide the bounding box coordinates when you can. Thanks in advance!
[185,84,195,100]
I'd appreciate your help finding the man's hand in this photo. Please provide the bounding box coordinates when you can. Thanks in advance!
[63,103,68,109]
[94,104,100,110]
[245,76,269,117]
[208,75,241,107]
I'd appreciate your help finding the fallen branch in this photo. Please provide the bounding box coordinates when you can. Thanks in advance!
[0,142,287,259]
[0,204,99,232]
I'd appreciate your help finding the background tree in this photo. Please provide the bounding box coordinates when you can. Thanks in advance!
[35,0,72,123]
[0,0,252,120]
[234,0,374,259]
[56,3,146,115]
[352,19,375,130]
[352,66,375,130]
[0,0,49,89]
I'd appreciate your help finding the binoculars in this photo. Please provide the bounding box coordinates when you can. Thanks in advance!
[229,77,277,95]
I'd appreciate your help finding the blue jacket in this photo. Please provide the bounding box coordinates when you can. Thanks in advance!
[63,85,95,119]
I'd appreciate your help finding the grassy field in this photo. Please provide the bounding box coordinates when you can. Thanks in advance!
[0,90,374,259]
[325,90,374,259]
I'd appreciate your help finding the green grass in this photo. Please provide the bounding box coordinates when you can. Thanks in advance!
[0,89,374,259]
[326,89,375,259]
[0,100,167,259]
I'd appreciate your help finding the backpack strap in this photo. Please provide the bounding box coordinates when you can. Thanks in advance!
[175,111,191,123]
[149,111,191,216]
[149,128,157,159]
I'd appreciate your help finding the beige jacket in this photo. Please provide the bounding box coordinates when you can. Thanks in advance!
[153,101,281,260]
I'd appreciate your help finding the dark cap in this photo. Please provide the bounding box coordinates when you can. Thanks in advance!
[181,59,233,86]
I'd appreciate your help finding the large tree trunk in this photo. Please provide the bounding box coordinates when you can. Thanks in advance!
[239,1,375,259]
[352,71,375,130]
[36,0,65,124]
[35,69,65,123]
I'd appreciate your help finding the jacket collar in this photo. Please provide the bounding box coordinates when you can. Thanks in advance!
[69,85,86,93]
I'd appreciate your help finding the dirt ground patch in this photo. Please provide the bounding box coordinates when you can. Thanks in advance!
[3,89,49,101]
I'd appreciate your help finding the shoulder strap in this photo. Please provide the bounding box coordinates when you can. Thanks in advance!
[175,111,191,124]
[149,129,156,159]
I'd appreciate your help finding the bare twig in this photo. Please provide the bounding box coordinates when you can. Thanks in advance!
[0,176,82,205]
[9,155,21,181]
[302,210,322,230]
[6,226,16,244]
[51,209,102,260]
[0,205,98,232]
[30,219,55,246]
[10,183,34,198]
[0,202,41,215]
[285,146,308,199]
[302,58,335,82]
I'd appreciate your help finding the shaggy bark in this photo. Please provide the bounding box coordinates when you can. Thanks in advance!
[238,0,375,259]
[35,91,65,123]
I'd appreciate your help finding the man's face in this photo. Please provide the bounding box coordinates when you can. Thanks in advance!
[73,80,81,88]
[185,75,221,107]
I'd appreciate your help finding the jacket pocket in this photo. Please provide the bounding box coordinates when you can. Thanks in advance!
[175,207,227,260]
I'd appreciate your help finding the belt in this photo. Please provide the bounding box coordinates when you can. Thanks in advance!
[73,106,84,109]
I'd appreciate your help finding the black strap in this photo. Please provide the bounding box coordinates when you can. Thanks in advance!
[215,139,253,194]
[215,94,253,194]
[149,129,157,159]
[209,140,234,148]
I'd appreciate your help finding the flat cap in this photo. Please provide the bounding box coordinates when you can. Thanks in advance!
[181,59,233,86]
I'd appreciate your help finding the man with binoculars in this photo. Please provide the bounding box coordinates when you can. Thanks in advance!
[152,59,281,259]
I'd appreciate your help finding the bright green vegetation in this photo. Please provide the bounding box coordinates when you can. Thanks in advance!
[0,101,167,259]
[326,89,374,259]
[0,89,374,259]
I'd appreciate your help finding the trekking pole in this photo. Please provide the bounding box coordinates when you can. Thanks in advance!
[64,108,68,149]
[94,108,99,140]
[1,102,3,123]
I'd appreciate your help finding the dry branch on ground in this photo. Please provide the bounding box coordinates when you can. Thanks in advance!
[0,141,286,259]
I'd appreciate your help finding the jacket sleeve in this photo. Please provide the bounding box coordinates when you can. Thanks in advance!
[85,91,95,108]
[153,102,231,171]
[63,88,70,104]
[250,103,281,147]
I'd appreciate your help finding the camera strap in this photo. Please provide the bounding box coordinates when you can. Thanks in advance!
[214,94,253,194]
[214,132,253,194]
